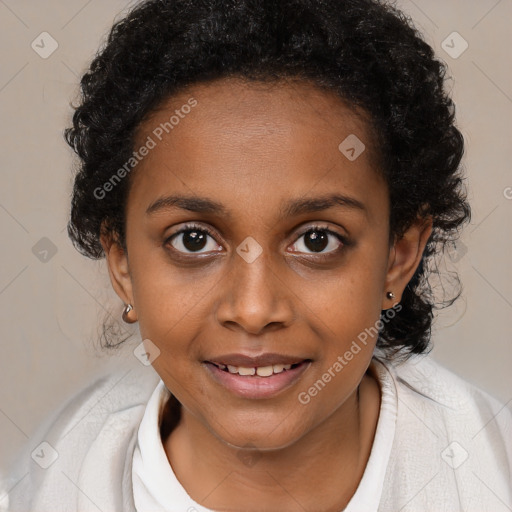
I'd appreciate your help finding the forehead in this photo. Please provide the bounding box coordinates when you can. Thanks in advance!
[128,77,386,221]
[137,76,378,159]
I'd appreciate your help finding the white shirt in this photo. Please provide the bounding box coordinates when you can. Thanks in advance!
[131,358,398,512]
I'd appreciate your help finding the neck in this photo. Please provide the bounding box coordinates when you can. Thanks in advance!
[163,371,381,512]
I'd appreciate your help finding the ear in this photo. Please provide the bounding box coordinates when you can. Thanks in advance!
[100,230,137,320]
[382,215,433,309]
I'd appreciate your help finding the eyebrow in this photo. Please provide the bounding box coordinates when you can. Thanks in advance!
[146,195,230,217]
[280,193,366,218]
[145,193,367,219]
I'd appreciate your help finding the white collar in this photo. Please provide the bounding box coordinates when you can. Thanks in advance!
[132,358,398,512]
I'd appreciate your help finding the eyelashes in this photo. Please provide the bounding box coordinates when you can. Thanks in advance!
[165,223,222,255]
[164,222,350,259]
[291,224,348,256]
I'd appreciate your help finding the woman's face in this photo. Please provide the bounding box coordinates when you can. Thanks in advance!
[102,77,430,449]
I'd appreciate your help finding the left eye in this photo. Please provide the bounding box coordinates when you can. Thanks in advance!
[290,227,345,255]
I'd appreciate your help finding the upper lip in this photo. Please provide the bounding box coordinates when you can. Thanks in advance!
[205,353,310,367]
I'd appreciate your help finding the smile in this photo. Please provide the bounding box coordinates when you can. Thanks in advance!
[208,361,304,377]
[204,359,312,399]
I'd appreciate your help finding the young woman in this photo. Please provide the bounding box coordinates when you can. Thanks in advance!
[2,0,511,511]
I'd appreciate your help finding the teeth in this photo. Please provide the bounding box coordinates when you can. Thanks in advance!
[216,362,299,377]
[256,366,273,377]
[238,366,256,376]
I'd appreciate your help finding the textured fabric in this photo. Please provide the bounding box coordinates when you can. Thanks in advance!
[1,354,511,512]
[0,362,159,512]
[379,357,512,511]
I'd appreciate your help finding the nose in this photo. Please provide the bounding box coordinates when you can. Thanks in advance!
[214,247,294,335]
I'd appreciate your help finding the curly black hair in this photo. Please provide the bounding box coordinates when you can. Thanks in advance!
[65,0,471,358]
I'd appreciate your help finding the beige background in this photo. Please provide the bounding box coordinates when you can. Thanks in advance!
[0,0,511,475]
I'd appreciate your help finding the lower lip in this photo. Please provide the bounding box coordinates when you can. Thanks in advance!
[204,361,312,399]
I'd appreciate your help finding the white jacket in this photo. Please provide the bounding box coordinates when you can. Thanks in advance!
[1,354,511,512]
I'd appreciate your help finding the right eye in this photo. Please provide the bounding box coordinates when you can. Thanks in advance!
[165,223,223,255]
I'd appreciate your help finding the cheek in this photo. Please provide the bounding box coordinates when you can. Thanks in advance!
[307,251,387,327]
[127,245,215,336]
[302,250,387,385]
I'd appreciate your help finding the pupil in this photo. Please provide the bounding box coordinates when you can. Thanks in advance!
[183,230,207,251]
[305,230,328,252]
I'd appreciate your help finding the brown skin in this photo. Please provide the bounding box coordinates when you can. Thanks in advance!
[100,77,432,511]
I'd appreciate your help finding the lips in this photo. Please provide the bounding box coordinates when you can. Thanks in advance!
[204,358,312,399]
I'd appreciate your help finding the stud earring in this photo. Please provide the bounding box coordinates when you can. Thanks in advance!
[122,303,137,323]
[386,291,395,300]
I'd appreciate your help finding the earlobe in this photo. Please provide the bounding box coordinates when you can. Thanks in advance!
[382,216,433,309]
[100,232,137,320]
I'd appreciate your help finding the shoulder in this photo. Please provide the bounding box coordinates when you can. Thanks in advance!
[387,353,510,417]
[0,361,160,512]
[374,354,512,511]
[380,353,512,442]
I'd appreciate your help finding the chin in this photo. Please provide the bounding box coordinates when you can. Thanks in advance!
[208,415,309,452]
